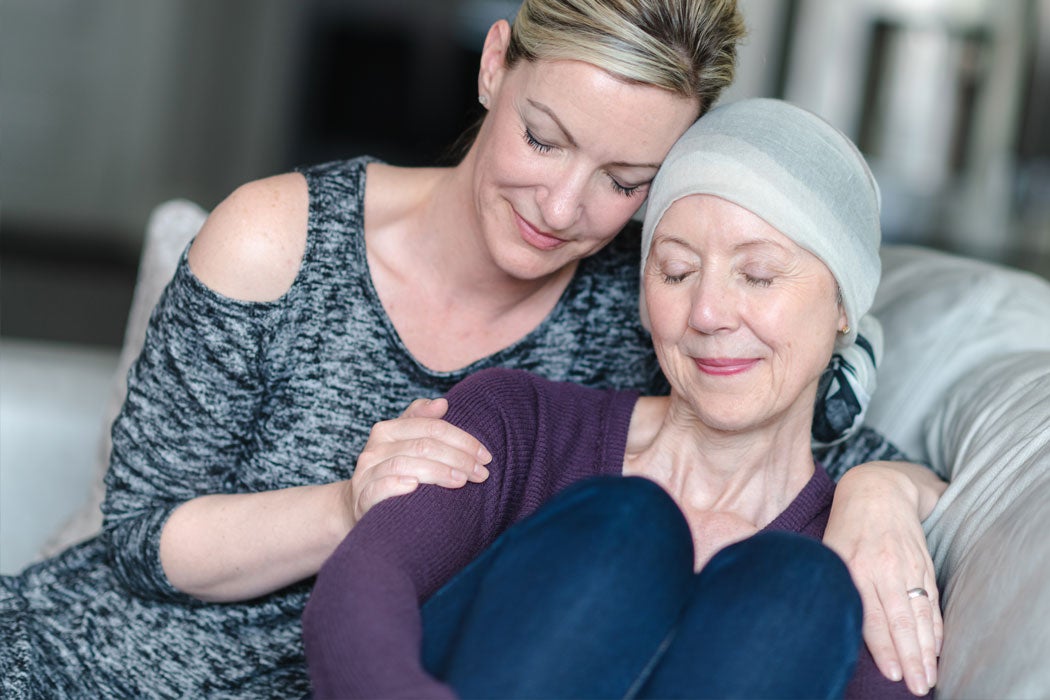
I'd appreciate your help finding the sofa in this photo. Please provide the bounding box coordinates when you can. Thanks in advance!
[38,200,1050,698]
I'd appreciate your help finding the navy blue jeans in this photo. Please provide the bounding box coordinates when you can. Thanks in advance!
[420,477,862,699]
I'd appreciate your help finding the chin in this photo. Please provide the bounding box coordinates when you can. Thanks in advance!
[498,244,572,281]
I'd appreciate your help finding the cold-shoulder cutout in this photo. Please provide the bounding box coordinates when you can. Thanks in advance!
[188,172,309,302]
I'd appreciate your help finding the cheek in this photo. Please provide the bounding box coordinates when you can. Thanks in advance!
[760,302,838,370]
[644,284,688,342]
[585,194,644,243]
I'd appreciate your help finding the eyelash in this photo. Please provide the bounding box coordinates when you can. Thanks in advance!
[523,128,642,199]
[660,272,773,287]
[609,179,642,198]
[523,128,554,154]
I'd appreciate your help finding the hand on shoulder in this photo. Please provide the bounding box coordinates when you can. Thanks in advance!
[188,172,309,301]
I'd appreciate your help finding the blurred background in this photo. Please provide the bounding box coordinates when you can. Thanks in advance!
[2,0,1049,571]
[3,0,1050,344]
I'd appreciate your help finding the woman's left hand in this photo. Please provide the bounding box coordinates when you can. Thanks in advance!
[823,461,947,697]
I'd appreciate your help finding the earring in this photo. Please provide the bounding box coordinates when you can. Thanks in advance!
[839,325,850,335]
[478,94,489,107]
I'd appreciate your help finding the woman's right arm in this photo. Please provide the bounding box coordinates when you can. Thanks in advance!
[103,173,348,603]
[158,398,490,602]
[104,175,490,603]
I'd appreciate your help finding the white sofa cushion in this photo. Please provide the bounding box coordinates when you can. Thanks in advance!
[867,245,1050,466]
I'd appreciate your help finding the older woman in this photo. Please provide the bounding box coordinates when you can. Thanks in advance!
[302,98,946,698]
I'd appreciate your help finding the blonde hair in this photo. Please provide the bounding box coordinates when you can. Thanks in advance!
[506,0,745,115]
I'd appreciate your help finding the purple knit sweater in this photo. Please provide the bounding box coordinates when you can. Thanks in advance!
[302,368,919,699]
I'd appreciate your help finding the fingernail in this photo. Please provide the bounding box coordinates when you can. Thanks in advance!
[925,663,937,688]
[910,671,928,696]
[888,664,902,682]
[398,476,419,486]
[477,446,492,463]
[473,463,490,479]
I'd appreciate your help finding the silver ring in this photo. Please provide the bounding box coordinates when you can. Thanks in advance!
[907,587,929,600]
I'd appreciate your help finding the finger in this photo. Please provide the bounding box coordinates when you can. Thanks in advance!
[919,566,944,659]
[909,586,938,692]
[371,416,492,465]
[372,454,476,490]
[883,588,929,696]
[923,571,943,684]
[399,397,449,420]
[932,589,944,657]
[365,436,491,483]
[857,581,902,684]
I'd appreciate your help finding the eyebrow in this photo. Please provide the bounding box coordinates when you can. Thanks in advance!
[654,234,794,255]
[527,99,663,170]
[733,238,793,255]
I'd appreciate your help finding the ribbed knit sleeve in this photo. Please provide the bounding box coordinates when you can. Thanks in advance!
[101,254,281,602]
[302,368,636,698]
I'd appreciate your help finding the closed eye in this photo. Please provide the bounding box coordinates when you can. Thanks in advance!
[523,128,554,154]
[609,176,644,198]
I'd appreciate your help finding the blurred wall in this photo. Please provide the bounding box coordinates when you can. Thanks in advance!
[2,0,1047,269]
[2,0,306,254]
[731,0,1050,267]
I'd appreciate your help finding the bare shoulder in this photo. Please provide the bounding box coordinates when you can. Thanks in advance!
[187,171,309,301]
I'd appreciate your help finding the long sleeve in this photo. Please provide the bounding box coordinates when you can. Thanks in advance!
[302,373,512,698]
[101,254,280,602]
[302,369,636,698]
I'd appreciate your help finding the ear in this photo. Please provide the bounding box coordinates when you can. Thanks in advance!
[478,20,512,104]
[837,305,849,333]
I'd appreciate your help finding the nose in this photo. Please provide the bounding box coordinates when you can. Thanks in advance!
[688,272,739,335]
[536,165,586,231]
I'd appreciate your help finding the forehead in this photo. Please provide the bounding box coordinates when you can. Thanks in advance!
[656,194,798,250]
[506,58,699,163]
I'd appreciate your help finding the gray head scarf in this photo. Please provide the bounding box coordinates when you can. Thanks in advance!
[640,98,882,348]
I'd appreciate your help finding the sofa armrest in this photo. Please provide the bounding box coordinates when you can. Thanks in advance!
[925,351,1050,697]
[39,199,208,557]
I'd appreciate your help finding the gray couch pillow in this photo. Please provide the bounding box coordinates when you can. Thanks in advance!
[925,351,1050,698]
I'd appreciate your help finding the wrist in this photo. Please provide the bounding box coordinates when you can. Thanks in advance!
[839,463,922,515]
[326,480,356,544]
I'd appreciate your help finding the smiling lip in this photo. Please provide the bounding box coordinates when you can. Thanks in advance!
[694,358,760,376]
[515,211,565,251]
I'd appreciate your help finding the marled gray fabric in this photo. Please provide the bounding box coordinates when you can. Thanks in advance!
[0,157,905,698]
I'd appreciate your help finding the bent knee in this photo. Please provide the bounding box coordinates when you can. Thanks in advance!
[513,477,692,569]
[709,532,861,613]
[555,477,686,536]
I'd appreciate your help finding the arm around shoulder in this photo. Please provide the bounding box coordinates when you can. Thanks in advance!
[188,172,309,302]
